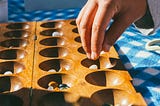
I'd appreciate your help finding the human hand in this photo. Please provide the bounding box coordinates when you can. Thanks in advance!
[76,0,147,60]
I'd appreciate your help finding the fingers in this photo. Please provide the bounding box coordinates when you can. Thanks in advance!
[76,0,119,60]
[76,1,97,59]
[91,2,117,60]
[76,2,87,28]
[76,0,147,60]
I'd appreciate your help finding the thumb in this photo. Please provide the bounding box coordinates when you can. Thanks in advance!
[102,14,133,52]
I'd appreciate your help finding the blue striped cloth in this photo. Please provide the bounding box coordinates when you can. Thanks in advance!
[8,0,160,105]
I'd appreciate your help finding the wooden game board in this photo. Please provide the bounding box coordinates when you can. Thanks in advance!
[0,20,146,106]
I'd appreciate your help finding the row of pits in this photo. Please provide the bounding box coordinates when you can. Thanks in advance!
[4,20,76,30]
[2,20,77,38]
[0,36,80,47]
[0,88,137,106]
[0,55,117,74]
[1,27,78,39]
[0,71,127,93]
[0,70,136,106]
[0,36,79,59]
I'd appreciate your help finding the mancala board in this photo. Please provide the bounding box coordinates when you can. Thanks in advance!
[0,19,147,106]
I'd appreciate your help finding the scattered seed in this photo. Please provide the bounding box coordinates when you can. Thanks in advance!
[89,64,98,69]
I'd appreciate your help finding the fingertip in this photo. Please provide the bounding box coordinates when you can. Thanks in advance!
[86,52,91,59]
[91,52,99,60]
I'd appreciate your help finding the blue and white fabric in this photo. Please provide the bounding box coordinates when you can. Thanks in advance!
[8,0,160,105]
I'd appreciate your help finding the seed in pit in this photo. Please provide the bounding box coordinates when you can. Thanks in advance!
[4,71,13,75]
[48,69,56,72]
[48,81,58,88]
[47,86,54,90]
[89,64,98,69]
[9,46,13,48]
[52,31,61,36]
[58,84,70,90]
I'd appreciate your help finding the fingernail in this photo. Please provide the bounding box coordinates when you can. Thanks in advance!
[86,53,91,59]
[91,52,97,60]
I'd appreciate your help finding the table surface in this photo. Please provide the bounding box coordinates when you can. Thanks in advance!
[6,0,160,105]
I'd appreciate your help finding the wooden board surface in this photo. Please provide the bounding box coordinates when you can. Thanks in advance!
[0,22,36,106]
[0,20,146,106]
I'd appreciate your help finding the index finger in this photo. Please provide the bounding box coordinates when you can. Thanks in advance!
[91,2,117,60]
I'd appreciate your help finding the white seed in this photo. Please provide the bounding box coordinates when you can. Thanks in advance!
[100,51,106,55]
[48,69,56,72]
[9,46,13,48]
[52,32,61,36]
[47,86,54,90]
[4,71,13,75]
[89,64,98,69]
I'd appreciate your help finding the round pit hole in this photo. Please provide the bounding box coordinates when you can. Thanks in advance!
[40,21,63,28]
[0,49,27,60]
[38,73,77,90]
[0,39,29,48]
[39,37,66,46]
[39,47,69,58]
[4,30,30,38]
[78,46,86,54]
[38,92,81,106]
[40,29,63,36]
[81,56,116,69]
[74,36,81,43]
[39,59,73,72]
[70,20,77,26]
[0,61,25,75]
[72,27,79,33]
[85,71,125,87]
[6,23,30,29]
[0,95,23,106]
[0,76,23,93]
[90,89,134,106]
